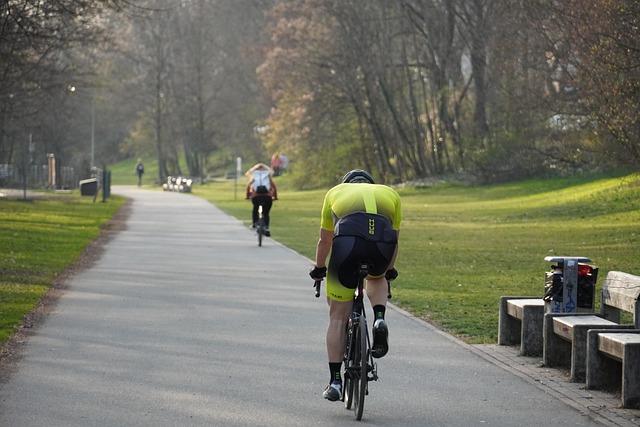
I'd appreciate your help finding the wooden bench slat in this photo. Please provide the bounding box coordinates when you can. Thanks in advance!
[599,333,640,345]
[508,299,545,307]
[554,315,616,327]
[598,333,640,362]
[506,299,544,319]
[602,271,640,313]
[553,316,616,341]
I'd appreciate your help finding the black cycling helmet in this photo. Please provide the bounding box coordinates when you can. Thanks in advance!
[341,169,375,184]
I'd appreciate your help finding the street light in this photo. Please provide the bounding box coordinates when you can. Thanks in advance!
[90,98,95,170]
[68,84,95,170]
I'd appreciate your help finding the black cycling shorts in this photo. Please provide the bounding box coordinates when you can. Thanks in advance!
[326,235,396,301]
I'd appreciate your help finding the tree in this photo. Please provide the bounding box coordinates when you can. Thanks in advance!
[559,0,640,164]
[0,0,133,181]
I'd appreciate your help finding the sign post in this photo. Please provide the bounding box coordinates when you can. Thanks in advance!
[47,154,56,189]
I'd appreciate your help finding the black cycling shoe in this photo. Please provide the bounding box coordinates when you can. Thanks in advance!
[323,381,342,401]
[372,318,389,358]
[264,229,271,237]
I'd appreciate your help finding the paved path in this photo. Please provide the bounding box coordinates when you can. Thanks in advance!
[0,187,603,426]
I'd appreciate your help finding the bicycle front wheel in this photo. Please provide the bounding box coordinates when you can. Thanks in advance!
[343,324,355,410]
[258,228,263,246]
[353,317,368,420]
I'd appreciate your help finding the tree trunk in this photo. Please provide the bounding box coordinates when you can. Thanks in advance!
[377,76,421,176]
[469,1,491,141]
[155,71,168,182]
[355,110,374,172]
[362,74,391,179]
[471,44,490,141]
[404,32,430,176]
[0,106,5,164]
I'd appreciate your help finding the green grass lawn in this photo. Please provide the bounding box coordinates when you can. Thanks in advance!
[0,193,124,343]
[194,173,640,343]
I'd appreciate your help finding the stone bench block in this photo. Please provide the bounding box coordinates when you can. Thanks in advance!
[499,297,544,356]
[543,313,627,382]
[586,329,640,409]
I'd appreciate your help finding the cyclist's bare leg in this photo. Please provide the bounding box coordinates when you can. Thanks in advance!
[326,299,352,362]
[365,276,388,307]
[366,276,390,358]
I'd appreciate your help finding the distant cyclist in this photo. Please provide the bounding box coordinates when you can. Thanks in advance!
[245,163,278,236]
[309,169,401,402]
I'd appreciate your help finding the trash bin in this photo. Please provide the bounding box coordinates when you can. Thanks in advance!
[79,178,98,196]
[543,256,598,313]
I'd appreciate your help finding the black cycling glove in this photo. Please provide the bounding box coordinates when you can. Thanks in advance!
[310,266,327,280]
[385,268,399,281]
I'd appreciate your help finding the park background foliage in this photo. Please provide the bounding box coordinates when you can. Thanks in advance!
[0,0,638,187]
[257,0,640,187]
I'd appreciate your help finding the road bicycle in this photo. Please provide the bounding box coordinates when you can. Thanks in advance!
[315,265,392,420]
[256,204,266,247]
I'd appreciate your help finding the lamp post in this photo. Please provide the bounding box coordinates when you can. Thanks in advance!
[90,99,95,170]
[21,133,33,201]
[68,85,95,170]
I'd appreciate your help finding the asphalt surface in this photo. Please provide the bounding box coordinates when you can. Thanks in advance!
[0,187,603,426]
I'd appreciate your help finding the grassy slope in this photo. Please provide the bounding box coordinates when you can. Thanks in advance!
[109,156,157,186]
[109,155,189,186]
[194,173,640,343]
[0,194,124,342]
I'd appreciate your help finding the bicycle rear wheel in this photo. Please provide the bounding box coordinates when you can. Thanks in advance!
[257,205,264,247]
[353,317,368,420]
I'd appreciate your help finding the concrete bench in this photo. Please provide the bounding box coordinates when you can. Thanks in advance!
[543,271,640,382]
[586,329,640,409]
[498,297,544,356]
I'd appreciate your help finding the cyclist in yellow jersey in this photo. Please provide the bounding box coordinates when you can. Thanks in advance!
[310,169,401,402]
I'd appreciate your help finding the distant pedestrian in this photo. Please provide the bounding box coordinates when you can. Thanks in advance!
[135,159,144,187]
[271,153,282,176]
[279,153,289,173]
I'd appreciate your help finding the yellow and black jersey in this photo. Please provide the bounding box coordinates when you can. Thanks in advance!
[320,183,402,232]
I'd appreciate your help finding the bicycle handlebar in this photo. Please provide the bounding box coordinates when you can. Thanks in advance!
[314,280,322,298]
